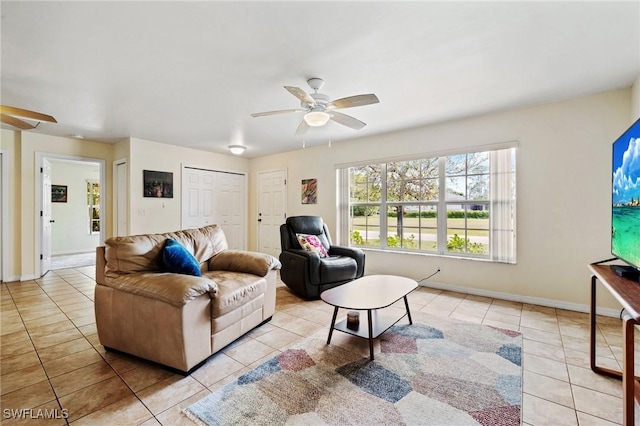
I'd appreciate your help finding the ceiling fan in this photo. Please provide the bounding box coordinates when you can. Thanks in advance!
[0,105,57,130]
[251,78,379,135]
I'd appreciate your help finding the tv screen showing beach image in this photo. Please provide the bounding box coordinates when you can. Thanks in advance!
[612,119,640,268]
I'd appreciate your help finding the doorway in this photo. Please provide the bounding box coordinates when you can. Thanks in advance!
[36,153,105,276]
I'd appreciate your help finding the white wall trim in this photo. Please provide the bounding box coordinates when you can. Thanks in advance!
[0,149,8,282]
[334,140,520,169]
[113,157,128,237]
[420,279,621,319]
[35,152,106,277]
[20,274,39,281]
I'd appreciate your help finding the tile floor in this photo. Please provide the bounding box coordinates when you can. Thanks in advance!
[0,267,636,425]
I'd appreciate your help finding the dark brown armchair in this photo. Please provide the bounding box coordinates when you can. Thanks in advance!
[279,216,365,299]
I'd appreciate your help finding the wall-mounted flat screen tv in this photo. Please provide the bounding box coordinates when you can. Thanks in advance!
[612,117,640,270]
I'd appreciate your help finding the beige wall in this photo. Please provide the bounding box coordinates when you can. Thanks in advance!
[126,138,249,235]
[3,132,114,279]
[1,130,21,280]
[2,88,636,313]
[250,89,631,311]
[632,73,640,121]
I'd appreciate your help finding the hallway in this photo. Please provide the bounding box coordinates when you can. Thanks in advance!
[50,252,95,271]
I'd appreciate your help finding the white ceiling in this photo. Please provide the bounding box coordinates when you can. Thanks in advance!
[1,1,639,158]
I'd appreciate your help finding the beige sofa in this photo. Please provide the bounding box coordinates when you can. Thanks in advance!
[95,225,281,373]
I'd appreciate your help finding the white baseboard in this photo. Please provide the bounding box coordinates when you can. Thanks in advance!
[52,250,95,256]
[1,275,21,283]
[19,274,39,281]
[420,280,621,319]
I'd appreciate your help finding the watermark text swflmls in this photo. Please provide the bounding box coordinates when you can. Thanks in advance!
[3,408,69,419]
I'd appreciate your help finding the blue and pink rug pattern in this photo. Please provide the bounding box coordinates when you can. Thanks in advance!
[184,318,522,426]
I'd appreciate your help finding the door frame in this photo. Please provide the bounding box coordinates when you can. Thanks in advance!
[0,150,8,282]
[113,158,128,237]
[35,152,106,277]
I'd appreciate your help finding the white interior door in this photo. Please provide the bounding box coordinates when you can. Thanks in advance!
[218,172,245,250]
[41,158,52,275]
[257,169,287,257]
[182,166,246,249]
[182,168,217,229]
[116,161,128,236]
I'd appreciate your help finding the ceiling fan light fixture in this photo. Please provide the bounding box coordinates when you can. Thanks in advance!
[228,144,246,155]
[304,111,330,127]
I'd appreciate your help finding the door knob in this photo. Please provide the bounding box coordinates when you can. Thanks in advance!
[49,220,55,223]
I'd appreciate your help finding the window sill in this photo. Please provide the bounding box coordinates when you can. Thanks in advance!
[358,247,509,264]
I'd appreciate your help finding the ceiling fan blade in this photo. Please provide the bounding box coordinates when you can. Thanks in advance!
[0,113,36,130]
[251,109,303,117]
[295,119,309,136]
[284,86,316,106]
[327,94,379,110]
[329,112,366,130]
[0,105,57,123]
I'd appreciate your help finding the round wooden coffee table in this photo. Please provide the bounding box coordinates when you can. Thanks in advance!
[320,275,418,360]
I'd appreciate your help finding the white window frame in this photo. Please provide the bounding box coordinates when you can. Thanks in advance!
[338,143,517,263]
[87,180,100,235]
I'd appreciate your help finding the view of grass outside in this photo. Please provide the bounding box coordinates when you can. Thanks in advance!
[350,210,489,254]
[346,148,515,261]
[348,152,496,257]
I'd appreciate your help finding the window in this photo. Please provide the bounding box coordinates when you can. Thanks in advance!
[344,146,516,263]
[445,152,490,255]
[87,181,100,234]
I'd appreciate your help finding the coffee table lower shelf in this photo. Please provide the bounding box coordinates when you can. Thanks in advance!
[332,308,407,339]
[327,306,412,360]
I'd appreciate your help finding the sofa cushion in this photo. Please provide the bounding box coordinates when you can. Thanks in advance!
[318,256,358,284]
[105,225,228,276]
[205,271,267,317]
[162,238,201,276]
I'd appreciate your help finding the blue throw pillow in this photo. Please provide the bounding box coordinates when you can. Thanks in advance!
[162,238,201,276]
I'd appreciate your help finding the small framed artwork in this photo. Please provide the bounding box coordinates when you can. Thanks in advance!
[301,178,317,204]
[143,170,173,198]
[51,185,68,203]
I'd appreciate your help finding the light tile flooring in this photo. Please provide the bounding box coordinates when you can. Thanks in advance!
[1,267,636,425]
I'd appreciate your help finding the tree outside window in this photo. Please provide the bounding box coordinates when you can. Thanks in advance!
[346,147,516,263]
[445,152,490,255]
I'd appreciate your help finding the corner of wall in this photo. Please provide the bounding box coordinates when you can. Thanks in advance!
[632,73,640,121]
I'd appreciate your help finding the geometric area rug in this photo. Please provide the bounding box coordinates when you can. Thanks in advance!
[184,316,522,426]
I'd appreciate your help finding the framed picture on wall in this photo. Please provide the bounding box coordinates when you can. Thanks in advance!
[51,185,68,203]
[143,170,173,198]
[301,178,317,204]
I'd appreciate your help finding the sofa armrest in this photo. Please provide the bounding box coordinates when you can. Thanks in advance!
[96,246,107,285]
[208,250,281,277]
[103,272,218,307]
[329,245,364,260]
[279,249,321,284]
[329,245,366,277]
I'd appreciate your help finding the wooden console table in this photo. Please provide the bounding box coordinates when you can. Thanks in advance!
[589,263,640,425]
